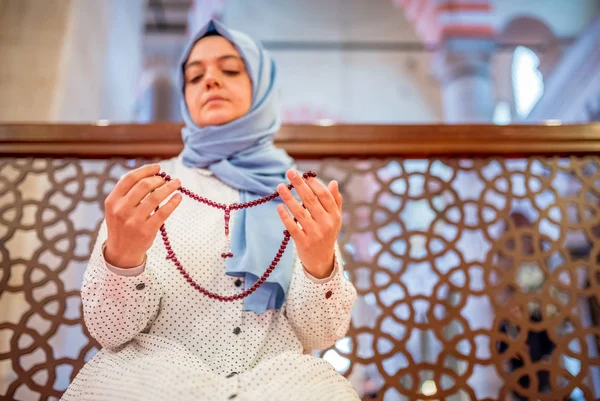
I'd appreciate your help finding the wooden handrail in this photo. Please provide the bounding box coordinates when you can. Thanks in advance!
[2,123,600,158]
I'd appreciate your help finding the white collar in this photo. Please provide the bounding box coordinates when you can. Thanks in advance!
[176,153,213,176]
[195,168,213,176]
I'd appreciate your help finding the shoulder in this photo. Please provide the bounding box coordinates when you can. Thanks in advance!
[158,156,179,175]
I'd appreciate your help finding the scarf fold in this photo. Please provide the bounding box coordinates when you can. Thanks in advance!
[177,19,296,314]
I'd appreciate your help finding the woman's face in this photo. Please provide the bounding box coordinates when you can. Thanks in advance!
[183,35,252,127]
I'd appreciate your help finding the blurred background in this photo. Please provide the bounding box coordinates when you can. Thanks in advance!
[1,0,599,125]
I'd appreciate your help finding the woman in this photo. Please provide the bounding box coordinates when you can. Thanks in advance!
[61,20,358,401]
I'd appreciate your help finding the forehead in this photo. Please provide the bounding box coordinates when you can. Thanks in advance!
[187,35,243,63]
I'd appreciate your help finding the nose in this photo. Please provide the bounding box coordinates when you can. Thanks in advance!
[203,68,222,90]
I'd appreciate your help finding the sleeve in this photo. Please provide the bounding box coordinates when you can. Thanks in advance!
[81,219,162,349]
[285,242,357,351]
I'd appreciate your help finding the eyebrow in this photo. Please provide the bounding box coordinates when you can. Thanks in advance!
[184,55,243,71]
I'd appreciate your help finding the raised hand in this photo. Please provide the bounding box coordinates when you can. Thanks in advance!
[104,164,183,268]
[276,169,343,279]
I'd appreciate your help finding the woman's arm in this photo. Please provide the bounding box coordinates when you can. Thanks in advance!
[81,220,162,349]
[285,242,357,351]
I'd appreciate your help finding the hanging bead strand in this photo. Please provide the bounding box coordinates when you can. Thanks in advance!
[155,170,317,300]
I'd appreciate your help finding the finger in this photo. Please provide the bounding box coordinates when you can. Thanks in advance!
[137,178,182,218]
[277,204,305,241]
[304,176,338,215]
[147,192,183,232]
[122,176,170,209]
[285,169,327,221]
[328,180,343,211]
[277,183,317,233]
[109,163,161,200]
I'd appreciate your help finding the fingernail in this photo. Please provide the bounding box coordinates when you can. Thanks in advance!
[288,170,297,178]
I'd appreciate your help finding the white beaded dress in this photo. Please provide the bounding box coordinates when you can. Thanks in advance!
[61,155,359,401]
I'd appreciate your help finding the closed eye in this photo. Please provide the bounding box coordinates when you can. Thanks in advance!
[188,70,239,84]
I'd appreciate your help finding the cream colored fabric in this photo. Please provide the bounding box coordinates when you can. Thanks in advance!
[61,155,358,401]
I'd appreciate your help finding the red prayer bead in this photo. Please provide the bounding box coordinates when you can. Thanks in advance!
[157,170,318,301]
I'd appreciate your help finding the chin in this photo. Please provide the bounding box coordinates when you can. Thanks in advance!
[197,114,239,127]
[196,108,244,127]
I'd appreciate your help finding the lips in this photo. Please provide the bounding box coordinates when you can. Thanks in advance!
[203,95,226,106]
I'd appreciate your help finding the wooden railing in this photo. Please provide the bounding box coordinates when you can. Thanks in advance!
[1,123,600,401]
[2,123,600,158]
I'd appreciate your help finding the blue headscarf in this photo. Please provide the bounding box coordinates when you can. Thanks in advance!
[177,19,296,314]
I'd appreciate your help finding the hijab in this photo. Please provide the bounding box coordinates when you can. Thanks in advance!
[178,19,296,314]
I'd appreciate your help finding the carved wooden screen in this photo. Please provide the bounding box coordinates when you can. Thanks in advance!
[1,156,599,400]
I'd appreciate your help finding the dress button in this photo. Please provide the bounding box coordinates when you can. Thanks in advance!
[136,283,145,291]
[233,327,241,335]
[234,279,243,287]
[325,290,333,299]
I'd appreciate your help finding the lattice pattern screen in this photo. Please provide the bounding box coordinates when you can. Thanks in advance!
[1,157,599,401]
